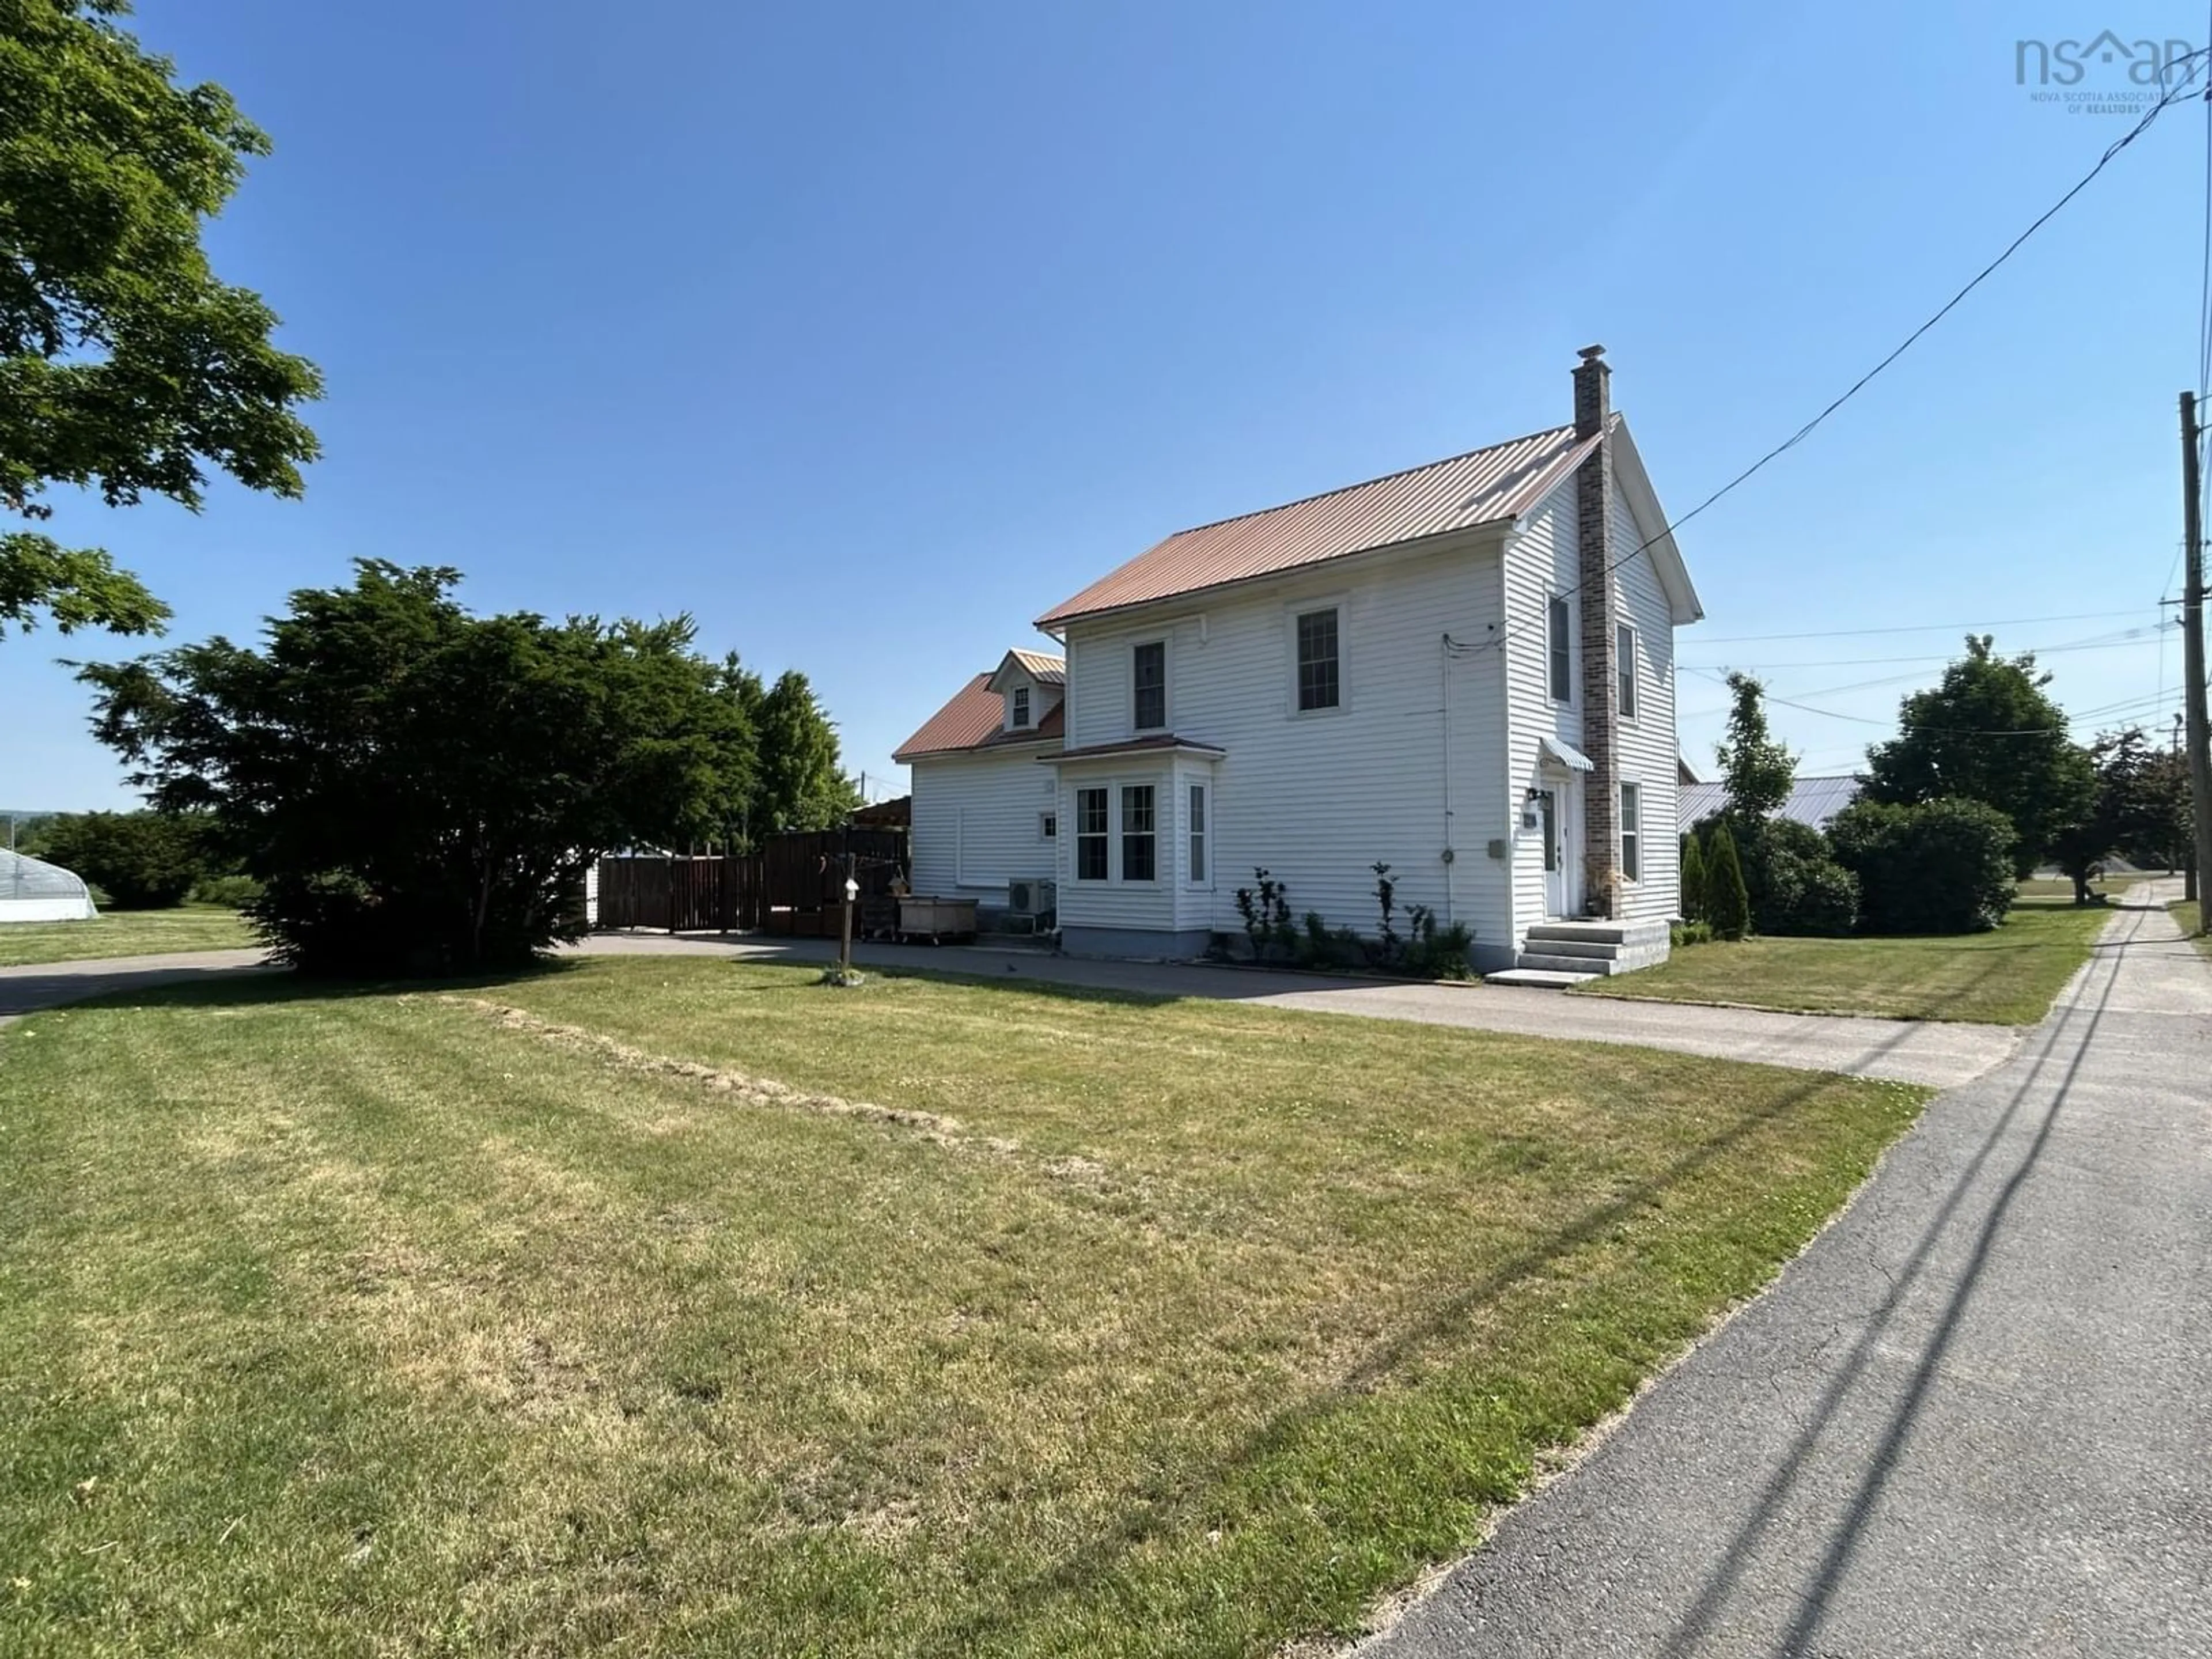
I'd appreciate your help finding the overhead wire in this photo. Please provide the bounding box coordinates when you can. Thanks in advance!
[1478,48,2212,661]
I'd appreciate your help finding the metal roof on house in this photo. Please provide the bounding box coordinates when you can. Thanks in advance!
[892,671,1065,763]
[1679,775,1863,834]
[1047,734,1228,765]
[1035,421,1605,630]
[1005,649,1065,685]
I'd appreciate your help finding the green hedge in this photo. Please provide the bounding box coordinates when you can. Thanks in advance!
[1827,797,2016,934]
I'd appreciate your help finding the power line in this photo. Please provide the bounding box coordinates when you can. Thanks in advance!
[1482,48,2211,661]
[1688,607,2155,646]
[2199,18,2212,406]
[1684,665,2180,739]
[1681,623,2170,672]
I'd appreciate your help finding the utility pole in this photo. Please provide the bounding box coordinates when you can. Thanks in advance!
[2179,713,2194,888]
[2181,393,2212,923]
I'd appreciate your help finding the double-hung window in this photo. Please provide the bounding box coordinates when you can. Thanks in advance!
[1132,642,1167,730]
[1187,784,1207,883]
[1120,785,1156,881]
[1075,788,1109,880]
[1620,782,1641,882]
[1295,608,1340,711]
[1012,685,1031,728]
[1548,595,1573,702]
[1616,623,1637,721]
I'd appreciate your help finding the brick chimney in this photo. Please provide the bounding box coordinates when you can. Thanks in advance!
[1573,346,1620,918]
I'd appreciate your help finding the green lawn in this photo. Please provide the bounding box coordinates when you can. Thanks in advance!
[0,959,1926,1658]
[0,906,256,968]
[2013,872,2146,900]
[1574,897,2112,1025]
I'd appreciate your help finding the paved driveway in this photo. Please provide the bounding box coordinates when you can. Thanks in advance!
[0,948,272,1031]
[1358,884,2212,1657]
[0,923,2032,1089]
[574,931,2020,1088]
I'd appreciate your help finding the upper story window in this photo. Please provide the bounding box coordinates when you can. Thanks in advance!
[1548,594,1573,703]
[1132,641,1166,730]
[1011,685,1031,728]
[1296,608,1340,711]
[1616,623,1638,722]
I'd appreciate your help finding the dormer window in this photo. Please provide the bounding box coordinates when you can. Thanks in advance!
[1011,685,1031,728]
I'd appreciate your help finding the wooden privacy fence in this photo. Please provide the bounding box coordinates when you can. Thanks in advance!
[758,827,907,937]
[594,854,762,932]
[594,828,906,935]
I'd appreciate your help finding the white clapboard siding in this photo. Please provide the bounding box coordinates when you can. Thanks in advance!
[1503,470,1684,938]
[1502,480,1586,940]
[1058,531,1512,944]
[909,748,1058,902]
[1611,483,1681,922]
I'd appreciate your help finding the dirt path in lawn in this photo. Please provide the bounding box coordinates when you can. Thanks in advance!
[0,927,2024,1089]
[573,933,2023,1088]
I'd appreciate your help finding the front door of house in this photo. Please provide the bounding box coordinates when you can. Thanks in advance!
[1537,789,1566,919]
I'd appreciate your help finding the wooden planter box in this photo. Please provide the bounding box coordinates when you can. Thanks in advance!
[897,896,977,944]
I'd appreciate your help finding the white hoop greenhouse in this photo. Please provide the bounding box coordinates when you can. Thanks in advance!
[0,849,99,923]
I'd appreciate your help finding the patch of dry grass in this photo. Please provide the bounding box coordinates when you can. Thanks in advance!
[0,960,1926,1657]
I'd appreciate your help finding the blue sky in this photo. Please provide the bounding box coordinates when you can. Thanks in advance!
[3,0,2204,812]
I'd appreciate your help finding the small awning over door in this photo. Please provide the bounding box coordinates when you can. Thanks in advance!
[1540,734,1594,772]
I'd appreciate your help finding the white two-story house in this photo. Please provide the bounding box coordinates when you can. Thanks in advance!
[894,347,1703,975]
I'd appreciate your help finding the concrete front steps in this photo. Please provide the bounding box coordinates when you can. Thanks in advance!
[1484,918,1672,988]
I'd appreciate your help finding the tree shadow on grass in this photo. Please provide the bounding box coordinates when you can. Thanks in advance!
[1,952,598,1021]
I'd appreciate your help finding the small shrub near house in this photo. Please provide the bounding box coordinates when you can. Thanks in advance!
[1827,797,2016,935]
[1234,869,1295,962]
[1236,864,1474,979]
[1704,821,1751,941]
[1679,832,1708,924]
[1402,906,1475,979]
[1737,818,1859,937]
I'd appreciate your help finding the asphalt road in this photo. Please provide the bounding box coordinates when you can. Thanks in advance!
[1358,884,2212,1658]
[0,948,274,1030]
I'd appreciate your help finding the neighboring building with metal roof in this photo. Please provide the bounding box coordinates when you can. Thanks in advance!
[1677,775,1863,834]
[0,848,98,924]
[893,651,1066,914]
[898,347,1706,975]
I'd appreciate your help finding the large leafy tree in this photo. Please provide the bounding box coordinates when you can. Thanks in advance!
[1714,671,1795,824]
[2,0,321,638]
[2048,726,2198,900]
[753,669,859,833]
[1863,637,2094,879]
[2115,735,2192,872]
[76,563,757,973]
